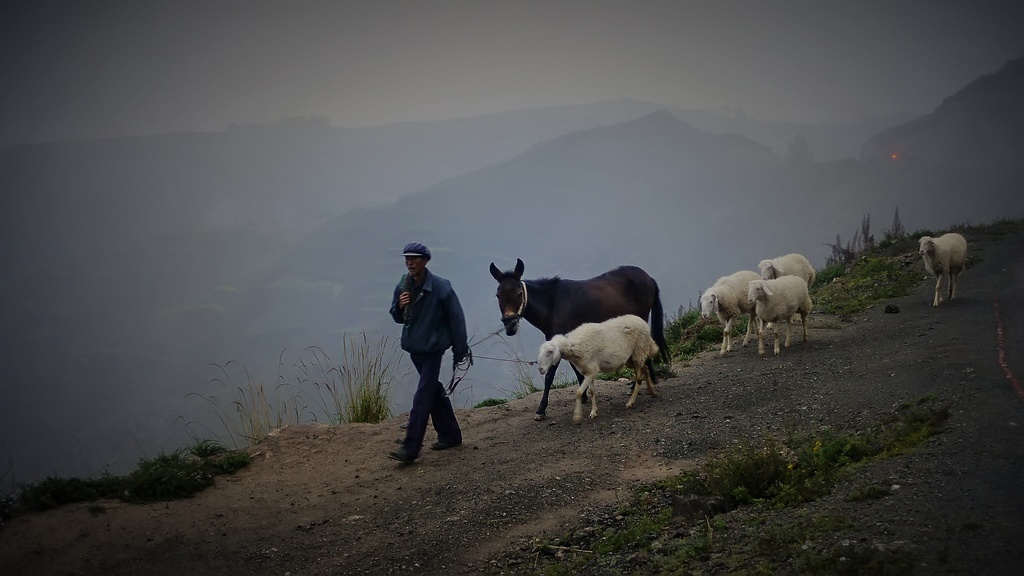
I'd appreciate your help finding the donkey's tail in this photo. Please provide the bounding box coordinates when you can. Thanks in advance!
[651,284,670,364]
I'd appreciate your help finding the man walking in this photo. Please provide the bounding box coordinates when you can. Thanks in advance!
[388,242,468,464]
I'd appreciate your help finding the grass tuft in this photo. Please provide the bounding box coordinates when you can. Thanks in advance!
[15,443,249,513]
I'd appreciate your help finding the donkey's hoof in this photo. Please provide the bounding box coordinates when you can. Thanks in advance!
[533,413,546,421]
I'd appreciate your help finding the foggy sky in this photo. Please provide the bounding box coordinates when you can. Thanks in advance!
[3,0,1024,147]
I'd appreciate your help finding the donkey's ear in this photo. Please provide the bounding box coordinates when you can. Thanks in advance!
[514,258,525,279]
[489,262,503,281]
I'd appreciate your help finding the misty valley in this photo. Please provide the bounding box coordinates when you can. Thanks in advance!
[2,57,1023,484]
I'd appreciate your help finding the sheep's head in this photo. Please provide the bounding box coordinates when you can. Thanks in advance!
[537,340,562,375]
[747,279,772,303]
[759,260,778,280]
[919,236,935,256]
[699,292,717,317]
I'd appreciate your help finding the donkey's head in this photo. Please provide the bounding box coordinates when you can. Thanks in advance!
[489,258,526,336]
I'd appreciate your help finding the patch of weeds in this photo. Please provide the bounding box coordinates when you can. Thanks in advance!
[591,511,668,555]
[598,366,635,381]
[952,217,1024,239]
[812,256,923,316]
[799,542,918,575]
[474,398,508,408]
[679,436,793,508]
[14,443,250,513]
[189,439,229,458]
[814,262,847,287]
[664,307,724,361]
[552,376,579,390]
[846,482,893,502]
[512,397,949,574]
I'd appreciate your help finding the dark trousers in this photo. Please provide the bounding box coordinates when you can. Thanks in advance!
[402,352,462,457]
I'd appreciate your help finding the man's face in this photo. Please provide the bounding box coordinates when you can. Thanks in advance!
[405,256,427,278]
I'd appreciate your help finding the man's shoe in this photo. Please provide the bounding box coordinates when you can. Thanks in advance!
[430,441,462,451]
[388,448,416,464]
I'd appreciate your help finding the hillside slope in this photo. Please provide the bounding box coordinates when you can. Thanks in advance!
[2,227,1022,575]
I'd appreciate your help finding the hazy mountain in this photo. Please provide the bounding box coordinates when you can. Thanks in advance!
[861,55,1024,163]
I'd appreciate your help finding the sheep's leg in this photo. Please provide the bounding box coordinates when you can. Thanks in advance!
[574,376,594,424]
[741,313,755,347]
[932,274,942,307]
[720,317,733,355]
[949,272,958,301]
[757,318,766,356]
[801,311,809,342]
[783,319,792,348]
[773,324,782,356]
[588,377,599,420]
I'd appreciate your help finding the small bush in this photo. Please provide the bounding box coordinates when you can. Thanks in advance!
[15,444,250,512]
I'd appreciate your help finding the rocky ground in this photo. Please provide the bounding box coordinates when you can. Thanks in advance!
[2,229,1022,575]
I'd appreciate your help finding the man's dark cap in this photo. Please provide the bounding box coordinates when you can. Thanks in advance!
[402,242,431,260]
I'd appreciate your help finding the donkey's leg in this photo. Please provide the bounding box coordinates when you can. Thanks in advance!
[625,363,642,409]
[643,365,658,398]
[535,361,559,421]
[571,362,589,402]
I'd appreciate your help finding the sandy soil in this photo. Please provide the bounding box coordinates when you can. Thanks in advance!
[2,230,1023,575]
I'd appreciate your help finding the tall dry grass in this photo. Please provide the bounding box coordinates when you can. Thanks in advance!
[301,333,403,424]
[187,332,404,449]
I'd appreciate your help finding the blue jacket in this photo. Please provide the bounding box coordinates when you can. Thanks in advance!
[389,269,469,359]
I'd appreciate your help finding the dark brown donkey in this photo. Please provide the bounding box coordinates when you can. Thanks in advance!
[488,258,668,420]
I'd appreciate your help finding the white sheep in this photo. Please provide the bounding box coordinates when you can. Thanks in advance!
[700,270,762,356]
[537,314,660,423]
[758,253,817,287]
[747,277,813,357]
[919,233,967,307]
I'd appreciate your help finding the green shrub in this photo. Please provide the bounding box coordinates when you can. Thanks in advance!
[16,444,250,512]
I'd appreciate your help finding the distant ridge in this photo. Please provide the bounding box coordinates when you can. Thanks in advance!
[861,55,1024,162]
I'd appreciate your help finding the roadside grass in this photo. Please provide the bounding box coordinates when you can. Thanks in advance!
[188,332,402,448]
[10,330,400,518]
[300,333,401,424]
[14,439,250,513]
[664,305,731,363]
[508,396,949,574]
[810,250,923,317]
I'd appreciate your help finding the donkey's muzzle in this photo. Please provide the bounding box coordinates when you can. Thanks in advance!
[501,315,520,336]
